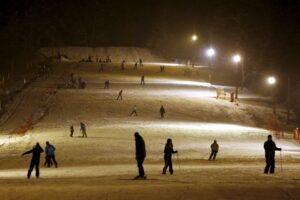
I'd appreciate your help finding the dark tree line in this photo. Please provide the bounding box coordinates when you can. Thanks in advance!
[0,0,299,78]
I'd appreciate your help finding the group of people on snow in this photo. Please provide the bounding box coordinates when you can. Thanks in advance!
[21,133,281,179]
[69,122,87,138]
[22,141,57,179]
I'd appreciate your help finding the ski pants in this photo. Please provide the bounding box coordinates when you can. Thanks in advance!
[137,157,145,177]
[209,150,218,160]
[27,159,40,178]
[46,155,58,167]
[264,157,275,173]
[163,155,173,174]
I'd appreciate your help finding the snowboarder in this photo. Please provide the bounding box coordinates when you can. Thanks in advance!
[134,62,138,70]
[116,90,123,100]
[134,132,146,179]
[264,135,282,174]
[140,75,145,85]
[45,141,58,168]
[162,138,178,175]
[104,80,110,89]
[70,125,74,137]
[22,142,44,179]
[160,105,165,118]
[80,122,87,137]
[209,140,219,161]
[130,105,138,116]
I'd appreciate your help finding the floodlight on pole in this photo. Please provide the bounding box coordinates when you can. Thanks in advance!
[267,76,276,85]
[232,54,241,63]
[191,34,198,41]
[206,48,215,58]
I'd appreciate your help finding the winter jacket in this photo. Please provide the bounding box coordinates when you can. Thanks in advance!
[264,140,281,160]
[135,135,146,159]
[164,143,176,159]
[45,144,56,156]
[211,142,219,152]
[23,145,44,162]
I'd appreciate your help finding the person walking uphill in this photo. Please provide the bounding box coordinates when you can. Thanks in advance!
[22,142,44,179]
[209,140,219,161]
[264,135,282,174]
[45,141,58,168]
[134,132,146,179]
[162,138,178,175]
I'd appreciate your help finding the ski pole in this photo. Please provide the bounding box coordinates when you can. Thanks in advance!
[280,150,283,172]
[176,153,181,173]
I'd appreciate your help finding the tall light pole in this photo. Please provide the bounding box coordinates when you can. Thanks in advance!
[205,47,216,65]
[267,76,277,115]
[190,34,198,67]
[232,54,244,99]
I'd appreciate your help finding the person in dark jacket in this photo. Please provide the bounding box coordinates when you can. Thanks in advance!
[160,105,165,118]
[80,122,87,137]
[209,140,219,161]
[134,132,146,179]
[70,125,74,137]
[22,142,44,179]
[162,138,178,175]
[116,90,123,100]
[45,141,58,168]
[264,135,282,174]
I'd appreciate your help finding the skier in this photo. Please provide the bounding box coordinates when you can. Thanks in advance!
[162,138,178,175]
[264,135,282,174]
[121,60,125,70]
[160,105,165,118]
[80,122,87,137]
[22,142,44,179]
[134,62,138,70]
[116,90,123,100]
[208,140,219,161]
[104,80,110,89]
[45,141,58,168]
[140,75,145,85]
[139,58,143,67]
[70,125,74,137]
[134,132,146,179]
[99,63,104,72]
[130,105,138,116]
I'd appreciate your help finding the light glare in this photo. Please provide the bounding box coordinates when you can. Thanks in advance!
[267,76,276,85]
[206,48,215,57]
[232,54,241,63]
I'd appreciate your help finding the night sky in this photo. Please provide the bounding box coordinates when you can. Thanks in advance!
[0,0,300,76]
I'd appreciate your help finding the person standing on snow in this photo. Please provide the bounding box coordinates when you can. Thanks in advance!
[104,80,109,89]
[116,90,123,100]
[134,132,146,179]
[130,105,138,116]
[70,125,74,137]
[134,62,138,70]
[45,141,58,168]
[160,105,165,118]
[80,122,87,137]
[162,138,178,175]
[208,140,219,161]
[22,142,44,179]
[264,135,282,174]
[140,75,145,85]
